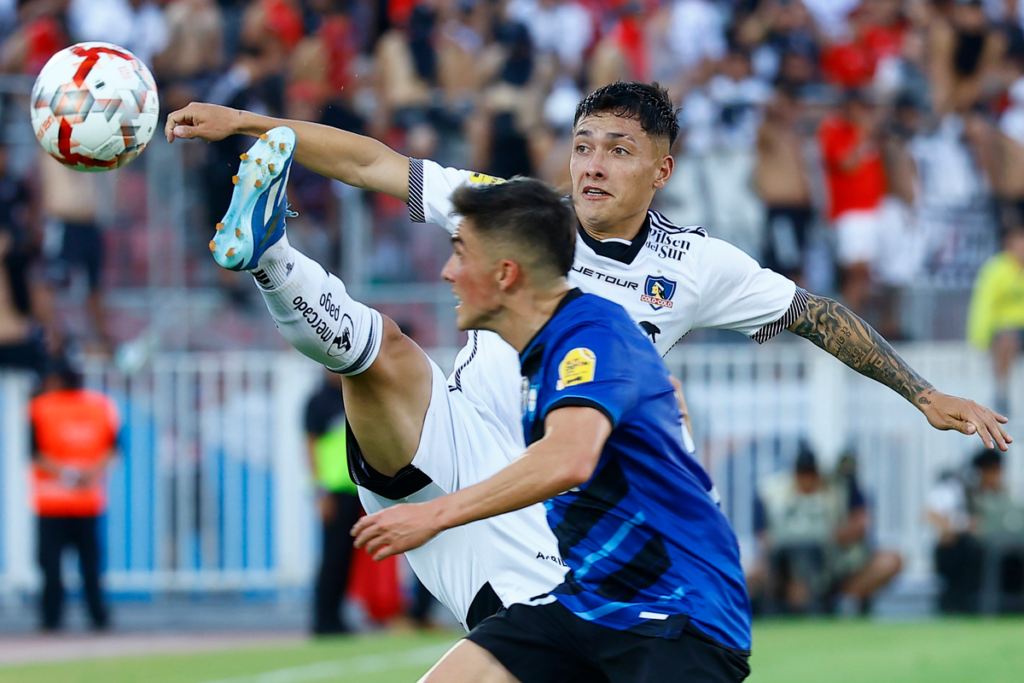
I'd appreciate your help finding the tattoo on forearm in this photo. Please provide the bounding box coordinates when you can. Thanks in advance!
[786,291,935,406]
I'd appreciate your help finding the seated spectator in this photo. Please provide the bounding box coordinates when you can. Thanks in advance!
[967,449,1024,610]
[818,89,887,315]
[754,447,845,614]
[829,451,903,616]
[967,225,1024,415]
[926,466,983,613]
[754,446,901,615]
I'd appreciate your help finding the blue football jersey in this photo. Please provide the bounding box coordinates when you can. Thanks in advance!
[520,289,752,650]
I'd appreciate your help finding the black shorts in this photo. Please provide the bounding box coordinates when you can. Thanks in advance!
[762,206,812,277]
[43,221,104,292]
[466,600,750,683]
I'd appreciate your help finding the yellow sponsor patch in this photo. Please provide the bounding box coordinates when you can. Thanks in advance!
[469,172,504,185]
[557,348,596,390]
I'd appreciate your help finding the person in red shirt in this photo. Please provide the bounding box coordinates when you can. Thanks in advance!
[819,90,887,314]
[30,358,119,632]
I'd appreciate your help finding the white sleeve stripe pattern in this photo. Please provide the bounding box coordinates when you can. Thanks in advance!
[409,158,425,223]
[648,210,707,236]
[751,288,810,344]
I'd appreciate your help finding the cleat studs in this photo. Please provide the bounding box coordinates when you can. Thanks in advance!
[215,222,224,231]
[226,248,235,258]
[254,179,262,188]
[235,228,242,238]
[232,175,239,185]
[240,153,248,161]
[255,158,261,165]
[268,163,275,172]
[209,240,216,252]
[260,134,268,141]
[279,143,286,151]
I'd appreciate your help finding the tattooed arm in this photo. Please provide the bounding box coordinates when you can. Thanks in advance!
[786,289,1011,450]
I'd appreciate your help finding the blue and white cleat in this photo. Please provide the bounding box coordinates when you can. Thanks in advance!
[210,126,297,271]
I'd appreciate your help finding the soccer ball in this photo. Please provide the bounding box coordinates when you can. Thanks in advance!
[30,42,159,172]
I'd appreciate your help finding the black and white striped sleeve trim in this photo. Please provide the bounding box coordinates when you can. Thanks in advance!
[408,158,425,223]
[751,287,810,344]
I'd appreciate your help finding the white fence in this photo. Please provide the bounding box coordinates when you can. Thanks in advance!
[1,344,1022,600]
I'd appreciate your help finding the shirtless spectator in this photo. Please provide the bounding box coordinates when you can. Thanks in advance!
[929,0,1007,116]
[756,88,814,284]
[37,152,111,355]
[152,0,224,112]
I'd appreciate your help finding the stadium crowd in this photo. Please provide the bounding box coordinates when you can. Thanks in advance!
[0,0,1023,358]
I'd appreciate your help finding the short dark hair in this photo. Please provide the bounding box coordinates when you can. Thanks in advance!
[450,178,575,282]
[972,449,1003,471]
[573,81,680,147]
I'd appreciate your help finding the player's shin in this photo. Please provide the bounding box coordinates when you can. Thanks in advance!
[251,238,382,375]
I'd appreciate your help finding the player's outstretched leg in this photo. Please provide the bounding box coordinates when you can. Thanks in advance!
[214,127,432,475]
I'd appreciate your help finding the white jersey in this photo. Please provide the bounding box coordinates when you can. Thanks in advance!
[410,158,802,358]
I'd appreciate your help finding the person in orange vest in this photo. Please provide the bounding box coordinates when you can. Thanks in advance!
[29,358,118,631]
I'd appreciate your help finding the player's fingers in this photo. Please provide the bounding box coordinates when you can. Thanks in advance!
[350,516,372,538]
[363,534,391,557]
[372,545,396,561]
[164,107,194,142]
[977,410,1009,451]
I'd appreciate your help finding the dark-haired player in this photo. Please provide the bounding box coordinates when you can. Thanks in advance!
[356,177,751,683]
[164,82,1009,635]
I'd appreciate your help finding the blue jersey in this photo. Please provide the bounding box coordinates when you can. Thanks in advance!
[520,289,752,650]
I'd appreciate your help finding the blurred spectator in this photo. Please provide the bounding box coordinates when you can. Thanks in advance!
[756,88,814,283]
[67,0,169,67]
[152,0,225,112]
[304,368,362,635]
[926,466,983,613]
[966,225,1024,415]
[0,142,48,378]
[819,89,887,314]
[682,47,772,154]
[667,0,727,76]
[30,356,119,631]
[829,451,902,616]
[0,0,67,74]
[929,0,1007,116]
[37,152,112,355]
[507,0,593,80]
[753,446,900,615]
[968,448,1024,610]
[753,447,842,614]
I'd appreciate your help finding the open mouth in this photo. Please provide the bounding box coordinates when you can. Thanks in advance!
[583,187,611,197]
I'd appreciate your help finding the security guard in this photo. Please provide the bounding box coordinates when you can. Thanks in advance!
[304,369,362,634]
[30,358,118,631]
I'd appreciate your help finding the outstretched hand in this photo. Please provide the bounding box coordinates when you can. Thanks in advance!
[351,503,443,561]
[165,103,243,143]
[920,392,1012,451]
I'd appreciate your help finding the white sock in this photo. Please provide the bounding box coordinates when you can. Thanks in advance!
[250,237,382,375]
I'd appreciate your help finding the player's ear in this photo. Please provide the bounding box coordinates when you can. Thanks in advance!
[495,259,521,292]
[653,154,674,190]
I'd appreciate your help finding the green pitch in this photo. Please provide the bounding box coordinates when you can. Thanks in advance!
[2,619,1022,683]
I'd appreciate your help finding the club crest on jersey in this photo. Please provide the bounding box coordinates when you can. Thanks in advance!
[641,276,676,310]
[557,348,596,390]
[469,172,504,185]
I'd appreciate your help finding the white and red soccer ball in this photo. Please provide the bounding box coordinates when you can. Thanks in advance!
[30,42,159,172]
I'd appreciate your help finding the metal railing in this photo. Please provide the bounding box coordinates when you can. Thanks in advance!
[1,343,1021,601]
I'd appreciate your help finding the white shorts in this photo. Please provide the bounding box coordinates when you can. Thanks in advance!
[834,207,883,267]
[352,352,567,632]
